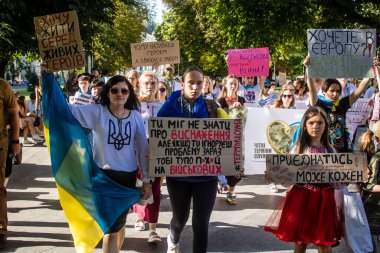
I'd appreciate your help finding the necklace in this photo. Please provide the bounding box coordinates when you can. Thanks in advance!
[113,108,126,118]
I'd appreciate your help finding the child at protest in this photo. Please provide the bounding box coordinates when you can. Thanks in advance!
[264,106,342,253]
[305,55,375,253]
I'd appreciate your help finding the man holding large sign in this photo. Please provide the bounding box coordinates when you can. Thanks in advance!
[307,29,376,78]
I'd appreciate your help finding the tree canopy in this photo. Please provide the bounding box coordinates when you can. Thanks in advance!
[93,0,150,73]
[0,0,146,77]
[155,0,380,77]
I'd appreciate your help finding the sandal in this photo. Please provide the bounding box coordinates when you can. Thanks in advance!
[148,230,162,243]
[134,219,146,231]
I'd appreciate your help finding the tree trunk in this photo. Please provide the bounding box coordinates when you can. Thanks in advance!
[0,60,8,79]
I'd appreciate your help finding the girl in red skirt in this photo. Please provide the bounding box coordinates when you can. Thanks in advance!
[264,106,342,253]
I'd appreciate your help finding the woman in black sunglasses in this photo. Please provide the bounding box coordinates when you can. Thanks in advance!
[267,85,296,193]
[272,85,296,109]
[69,75,153,252]
[158,81,168,102]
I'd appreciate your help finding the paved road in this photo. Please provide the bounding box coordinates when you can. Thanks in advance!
[3,144,352,253]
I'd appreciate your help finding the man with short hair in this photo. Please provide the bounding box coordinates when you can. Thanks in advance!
[0,78,20,249]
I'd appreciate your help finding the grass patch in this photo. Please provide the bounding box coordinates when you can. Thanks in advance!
[12,89,32,100]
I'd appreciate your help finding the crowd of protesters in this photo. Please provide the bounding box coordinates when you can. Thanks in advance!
[2,54,380,253]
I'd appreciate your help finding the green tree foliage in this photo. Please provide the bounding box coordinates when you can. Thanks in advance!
[0,0,141,77]
[93,0,150,73]
[156,0,379,77]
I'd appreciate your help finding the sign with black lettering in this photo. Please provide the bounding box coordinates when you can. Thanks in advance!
[244,107,306,174]
[149,118,243,176]
[266,153,368,184]
[307,29,376,78]
[131,40,180,67]
[34,10,85,72]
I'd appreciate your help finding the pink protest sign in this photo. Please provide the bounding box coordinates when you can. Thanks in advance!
[227,47,270,77]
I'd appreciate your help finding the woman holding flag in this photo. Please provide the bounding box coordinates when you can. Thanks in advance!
[42,65,152,253]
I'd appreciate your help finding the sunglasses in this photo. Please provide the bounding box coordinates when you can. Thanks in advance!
[110,88,130,95]
[159,87,166,92]
[282,94,293,98]
[263,86,270,89]
[127,76,136,80]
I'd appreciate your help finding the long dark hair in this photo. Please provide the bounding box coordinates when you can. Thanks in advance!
[294,106,333,154]
[98,75,140,110]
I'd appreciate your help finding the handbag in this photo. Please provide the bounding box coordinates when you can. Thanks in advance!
[33,116,40,127]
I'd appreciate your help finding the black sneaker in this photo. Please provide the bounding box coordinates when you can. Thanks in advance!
[0,234,7,250]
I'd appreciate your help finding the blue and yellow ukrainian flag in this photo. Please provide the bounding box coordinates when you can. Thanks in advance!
[42,73,142,253]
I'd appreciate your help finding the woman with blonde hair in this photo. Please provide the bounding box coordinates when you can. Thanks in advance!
[132,71,164,244]
[126,70,140,95]
[272,85,296,109]
[217,74,246,205]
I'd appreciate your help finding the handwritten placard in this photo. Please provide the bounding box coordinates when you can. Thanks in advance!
[34,10,85,72]
[266,153,367,184]
[131,40,180,67]
[227,47,270,77]
[70,92,93,105]
[307,29,376,78]
[149,118,243,176]
[279,72,286,85]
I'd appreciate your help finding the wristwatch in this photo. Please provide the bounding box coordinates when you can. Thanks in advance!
[10,139,19,144]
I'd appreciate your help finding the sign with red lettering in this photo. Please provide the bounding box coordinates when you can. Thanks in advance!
[307,29,376,78]
[131,40,180,67]
[266,153,367,184]
[148,118,243,176]
[227,47,270,77]
[34,10,85,72]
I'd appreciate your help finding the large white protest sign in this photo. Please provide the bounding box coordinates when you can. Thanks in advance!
[34,11,85,72]
[149,118,243,176]
[266,153,367,184]
[244,107,306,174]
[131,40,180,67]
[307,29,376,78]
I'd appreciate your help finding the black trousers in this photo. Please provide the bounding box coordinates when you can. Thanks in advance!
[166,178,218,253]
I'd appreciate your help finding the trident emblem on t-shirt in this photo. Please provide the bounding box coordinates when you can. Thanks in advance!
[108,119,131,150]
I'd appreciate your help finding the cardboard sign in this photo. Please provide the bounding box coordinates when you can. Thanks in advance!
[244,107,306,174]
[227,47,270,77]
[279,72,287,85]
[149,118,243,176]
[34,10,85,72]
[307,29,376,78]
[266,153,367,184]
[131,40,180,67]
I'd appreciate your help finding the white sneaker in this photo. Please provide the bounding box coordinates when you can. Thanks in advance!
[32,134,44,142]
[167,234,180,253]
[22,139,35,145]
[269,183,279,193]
